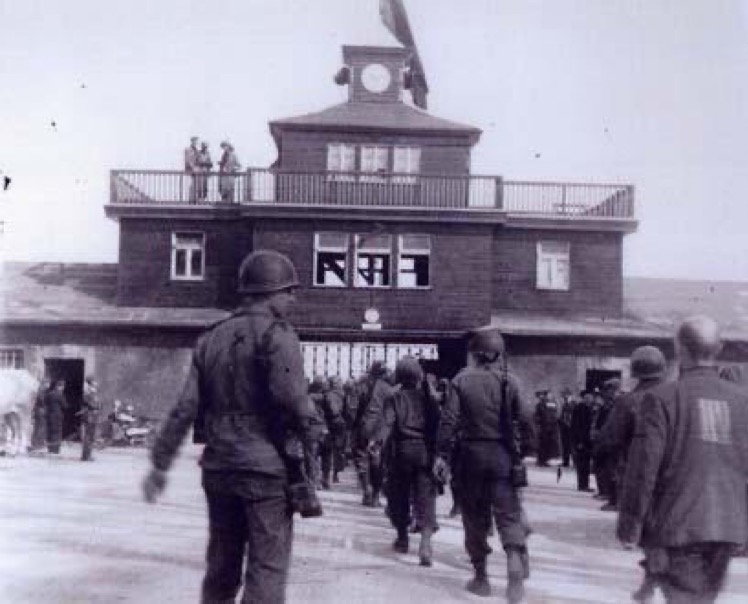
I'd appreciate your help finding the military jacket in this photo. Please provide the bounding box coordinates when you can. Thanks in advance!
[383,387,439,444]
[617,366,748,547]
[150,307,313,475]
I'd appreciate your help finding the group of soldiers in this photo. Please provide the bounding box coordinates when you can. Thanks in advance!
[143,249,748,604]
[29,376,100,461]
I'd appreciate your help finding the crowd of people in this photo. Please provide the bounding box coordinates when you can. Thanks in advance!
[184,136,242,203]
[143,249,748,604]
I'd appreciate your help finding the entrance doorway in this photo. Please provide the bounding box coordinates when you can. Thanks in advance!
[44,358,85,440]
[585,369,622,393]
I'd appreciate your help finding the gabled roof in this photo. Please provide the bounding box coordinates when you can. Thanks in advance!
[270,101,481,140]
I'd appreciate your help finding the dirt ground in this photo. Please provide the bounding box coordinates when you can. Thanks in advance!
[1,444,746,603]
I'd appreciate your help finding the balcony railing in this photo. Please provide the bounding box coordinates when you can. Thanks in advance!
[110,169,634,218]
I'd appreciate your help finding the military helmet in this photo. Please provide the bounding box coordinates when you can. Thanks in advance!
[368,360,387,378]
[395,356,423,387]
[467,326,505,357]
[309,375,327,393]
[238,250,299,294]
[630,345,666,379]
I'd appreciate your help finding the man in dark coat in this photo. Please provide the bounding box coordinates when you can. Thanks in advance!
[534,390,560,467]
[30,378,50,451]
[382,357,440,567]
[45,380,67,454]
[79,376,101,461]
[142,250,316,604]
[591,379,620,499]
[436,326,530,603]
[569,389,595,492]
[618,316,748,604]
[557,387,575,468]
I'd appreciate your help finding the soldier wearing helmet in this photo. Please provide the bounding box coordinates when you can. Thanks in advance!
[618,317,748,603]
[352,360,394,507]
[378,356,440,566]
[318,376,347,487]
[143,249,315,603]
[436,325,530,602]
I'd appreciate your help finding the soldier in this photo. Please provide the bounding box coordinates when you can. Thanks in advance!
[307,376,329,489]
[45,380,67,454]
[353,361,392,507]
[30,377,50,452]
[533,390,560,467]
[557,387,576,468]
[569,389,595,492]
[79,376,101,461]
[436,326,529,603]
[321,376,348,486]
[618,316,748,604]
[591,379,619,500]
[142,250,317,604]
[382,357,440,567]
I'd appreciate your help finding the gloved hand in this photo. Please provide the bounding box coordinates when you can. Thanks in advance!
[142,468,167,503]
[432,456,451,486]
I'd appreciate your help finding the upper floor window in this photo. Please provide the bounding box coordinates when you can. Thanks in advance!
[172,232,205,281]
[392,147,421,184]
[355,234,392,288]
[398,235,430,288]
[360,146,389,183]
[327,143,356,181]
[536,241,570,291]
[0,349,24,370]
[314,233,348,287]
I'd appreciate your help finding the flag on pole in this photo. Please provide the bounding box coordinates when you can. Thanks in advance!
[379,0,429,109]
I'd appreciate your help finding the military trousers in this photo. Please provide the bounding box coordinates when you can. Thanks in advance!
[458,442,526,563]
[201,470,292,604]
[79,416,97,461]
[645,543,733,604]
[352,434,383,493]
[386,440,437,532]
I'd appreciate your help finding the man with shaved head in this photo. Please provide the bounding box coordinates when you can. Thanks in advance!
[618,316,748,603]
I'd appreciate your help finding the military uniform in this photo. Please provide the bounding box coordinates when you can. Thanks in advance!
[353,368,392,506]
[437,366,528,582]
[618,366,748,603]
[150,307,314,604]
[319,381,347,487]
[79,381,101,461]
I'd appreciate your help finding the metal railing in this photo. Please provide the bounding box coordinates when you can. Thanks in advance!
[110,169,634,218]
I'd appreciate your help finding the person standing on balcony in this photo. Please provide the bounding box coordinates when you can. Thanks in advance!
[184,136,200,203]
[219,141,241,203]
[196,141,212,202]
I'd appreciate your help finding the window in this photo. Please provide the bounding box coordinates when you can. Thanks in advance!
[536,241,570,291]
[355,234,391,287]
[360,146,389,183]
[171,232,205,281]
[327,143,355,181]
[398,235,430,288]
[314,233,349,287]
[0,349,24,370]
[392,147,421,184]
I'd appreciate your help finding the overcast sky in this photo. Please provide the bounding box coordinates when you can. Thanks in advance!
[1,0,747,281]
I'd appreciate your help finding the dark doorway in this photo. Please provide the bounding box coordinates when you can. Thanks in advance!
[585,369,622,393]
[44,358,85,440]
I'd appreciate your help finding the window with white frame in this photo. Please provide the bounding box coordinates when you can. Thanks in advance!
[171,232,205,281]
[326,143,356,181]
[360,145,389,183]
[536,241,570,291]
[355,234,392,287]
[314,233,349,287]
[398,234,430,288]
[392,147,421,184]
[0,349,24,370]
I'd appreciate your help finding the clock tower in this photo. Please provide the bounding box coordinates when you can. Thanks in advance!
[342,45,410,104]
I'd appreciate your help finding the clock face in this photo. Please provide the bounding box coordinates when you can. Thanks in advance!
[361,63,392,94]
[364,308,380,324]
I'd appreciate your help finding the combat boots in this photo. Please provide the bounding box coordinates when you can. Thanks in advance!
[506,546,526,603]
[393,527,409,554]
[418,529,433,567]
[465,559,491,597]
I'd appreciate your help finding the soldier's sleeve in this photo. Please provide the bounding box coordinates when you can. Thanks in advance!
[381,392,397,441]
[436,378,460,457]
[361,381,388,441]
[616,391,668,544]
[150,350,202,472]
[264,323,315,441]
